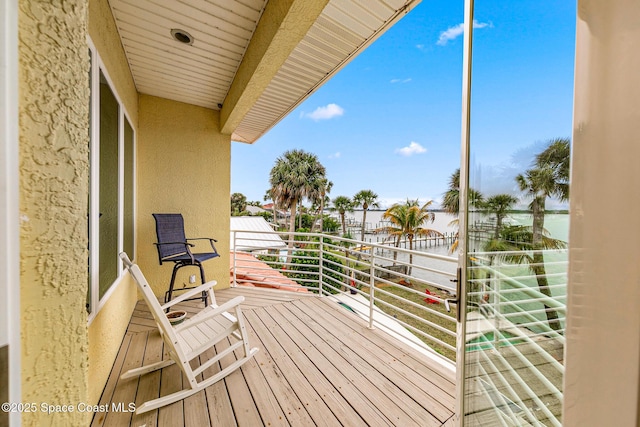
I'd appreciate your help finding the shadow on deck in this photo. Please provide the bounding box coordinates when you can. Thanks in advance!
[92,287,455,427]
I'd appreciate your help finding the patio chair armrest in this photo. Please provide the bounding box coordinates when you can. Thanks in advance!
[187,237,219,253]
[175,296,245,332]
[154,241,195,248]
[160,280,218,310]
[187,237,218,243]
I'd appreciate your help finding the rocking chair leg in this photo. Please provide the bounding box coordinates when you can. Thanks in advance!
[120,359,175,380]
[134,348,258,415]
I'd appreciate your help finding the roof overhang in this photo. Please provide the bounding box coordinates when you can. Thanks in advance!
[108,0,420,143]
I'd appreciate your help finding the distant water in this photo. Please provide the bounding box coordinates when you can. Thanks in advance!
[343,210,569,243]
[341,210,569,294]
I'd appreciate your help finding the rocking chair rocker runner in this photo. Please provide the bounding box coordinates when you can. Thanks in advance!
[119,252,259,414]
[152,213,219,305]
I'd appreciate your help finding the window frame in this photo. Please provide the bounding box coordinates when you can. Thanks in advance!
[1,0,21,422]
[87,38,136,323]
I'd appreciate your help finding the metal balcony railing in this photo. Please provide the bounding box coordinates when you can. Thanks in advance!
[231,229,458,362]
[466,250,567,426]
[230,229,568,425]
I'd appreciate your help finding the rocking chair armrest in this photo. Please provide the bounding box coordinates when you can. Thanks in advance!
[174,296,245,333]
[160,280,218,310]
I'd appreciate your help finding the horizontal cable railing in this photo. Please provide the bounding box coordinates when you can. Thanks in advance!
[231,228,568,425]
[231,229,458,361]
[466,250,567,426]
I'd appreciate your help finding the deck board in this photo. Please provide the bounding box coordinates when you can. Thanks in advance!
[272,302,440,426]
[288,299,454,422]
[93,287,455,426]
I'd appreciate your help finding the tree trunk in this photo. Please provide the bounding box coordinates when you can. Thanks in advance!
[340,213,346,235]
[407,235,413,276]
[357,208,368,260]
[531,196,545,246]
[531,197,561,332]
[532,251,562,331]
[286,198,298,264]
[495,215,503,239]
[392,236,400,264]
[318,196,325,232]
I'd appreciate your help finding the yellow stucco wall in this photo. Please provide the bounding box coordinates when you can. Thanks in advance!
[86,0,139,407]
[137,94,231,298]
[87,279,136,405]
[18,1,90,425]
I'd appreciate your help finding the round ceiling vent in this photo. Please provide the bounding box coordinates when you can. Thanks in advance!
[170,29,194,45]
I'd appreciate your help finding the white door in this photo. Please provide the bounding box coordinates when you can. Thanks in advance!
[456,1,574,425]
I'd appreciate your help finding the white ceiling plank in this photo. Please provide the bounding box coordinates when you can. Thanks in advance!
[107,0,421,142]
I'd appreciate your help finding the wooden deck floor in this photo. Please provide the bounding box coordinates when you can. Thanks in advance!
[92,287,455,427]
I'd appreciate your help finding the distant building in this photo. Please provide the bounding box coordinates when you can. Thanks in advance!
[230,216,285,253]
[245,205,267,215]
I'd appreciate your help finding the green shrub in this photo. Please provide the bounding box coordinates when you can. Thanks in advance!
[322,216,340,232]
[286,250,344,294]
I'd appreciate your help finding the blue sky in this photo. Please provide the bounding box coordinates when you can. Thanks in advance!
[231,1,576,209]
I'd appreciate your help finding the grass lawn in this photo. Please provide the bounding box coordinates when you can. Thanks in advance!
[373,279,457,361]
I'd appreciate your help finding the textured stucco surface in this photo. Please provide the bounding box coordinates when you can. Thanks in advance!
[87,278,136,405]
[137,94,231,297]
[87,0,138,406]
[18,0,90,425]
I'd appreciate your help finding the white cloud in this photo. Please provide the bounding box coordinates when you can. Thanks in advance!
[302,103,344,121]
[328,152,341,159]
[437,20,491,46]
[416,44,425,50]
[390,78,412,84]
[395,141,427,156]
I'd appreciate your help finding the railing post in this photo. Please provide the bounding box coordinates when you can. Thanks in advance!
[232,231,237,287]
[318,235,324,296]
[368,252,376,329]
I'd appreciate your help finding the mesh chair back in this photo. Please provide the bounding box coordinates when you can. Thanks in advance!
[153,213,188,260]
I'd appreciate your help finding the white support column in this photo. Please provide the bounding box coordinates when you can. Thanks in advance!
[564,1,640,425]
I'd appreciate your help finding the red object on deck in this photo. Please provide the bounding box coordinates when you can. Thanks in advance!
[424,289,440,304]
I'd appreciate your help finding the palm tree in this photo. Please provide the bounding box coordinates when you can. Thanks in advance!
[269,149,327,260]
[513,138,570,331]
[331,196,354,235]
[442,168,484,253]
[378,199,443,274]
[480,193,519,305]
[442,169,461,215]
[484,194,519,239]
[230,192,247,215]
[263,189,278,226]
[316,179,333,232]
[353,189,379,256]
[535,137,570,200]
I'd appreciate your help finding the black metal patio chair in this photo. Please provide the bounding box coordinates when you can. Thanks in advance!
[152,213,219,305]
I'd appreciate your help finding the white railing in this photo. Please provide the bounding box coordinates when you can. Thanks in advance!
[231,230,568,425]
[466,250,567,426]
[231,229,458,361]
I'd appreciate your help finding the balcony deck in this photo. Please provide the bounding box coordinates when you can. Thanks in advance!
[91,287,456,427]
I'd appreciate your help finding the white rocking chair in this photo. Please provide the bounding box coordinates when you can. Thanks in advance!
[119,252,259,414]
